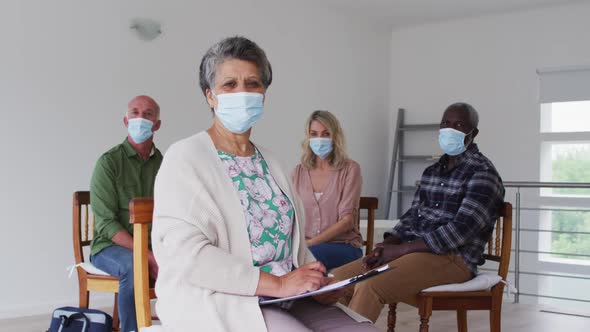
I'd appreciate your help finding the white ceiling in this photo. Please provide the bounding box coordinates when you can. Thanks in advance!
[307,0,586,28]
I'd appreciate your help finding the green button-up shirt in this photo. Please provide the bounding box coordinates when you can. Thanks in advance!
[90,138,163,256]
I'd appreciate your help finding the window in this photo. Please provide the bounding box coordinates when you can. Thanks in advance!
[539,66,590,263]
[541,101,590,133]
[540,100,590,262]
[533,68,590,310]
[540,101,590,197]
[550,209,590,262]
[539,59,590,265]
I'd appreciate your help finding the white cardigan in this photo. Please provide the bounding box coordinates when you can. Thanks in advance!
[152,131,315,332]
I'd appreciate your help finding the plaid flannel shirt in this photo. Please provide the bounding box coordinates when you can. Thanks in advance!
[388,143,505,273]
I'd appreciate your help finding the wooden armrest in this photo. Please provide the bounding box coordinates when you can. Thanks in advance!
[130,198,154,224]
[85,274,119,281]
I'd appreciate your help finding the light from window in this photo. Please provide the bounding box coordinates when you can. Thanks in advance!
[541,101,590,133]
[551,143,590,196]
[540,100,590,196]
[540,142,590,196]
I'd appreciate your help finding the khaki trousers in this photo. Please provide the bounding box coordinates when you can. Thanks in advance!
[331,252,472,322]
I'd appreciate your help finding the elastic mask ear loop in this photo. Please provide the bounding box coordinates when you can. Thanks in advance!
[464,128,475,149]
[209,88,217,111]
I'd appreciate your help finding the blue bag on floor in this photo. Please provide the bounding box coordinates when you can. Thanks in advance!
[47,306,112,332]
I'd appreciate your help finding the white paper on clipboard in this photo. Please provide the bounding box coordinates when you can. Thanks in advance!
[259,264,392,305]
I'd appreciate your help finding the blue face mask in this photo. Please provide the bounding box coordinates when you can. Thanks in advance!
[309,138,333,159]
[213,91,264,134]
[127,118,154,144]
[438,128,473,156]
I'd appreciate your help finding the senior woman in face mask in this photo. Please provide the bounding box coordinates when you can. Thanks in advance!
[151,36,379,332]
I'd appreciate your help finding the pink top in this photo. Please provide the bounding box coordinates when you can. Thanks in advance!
[291,159,363,248]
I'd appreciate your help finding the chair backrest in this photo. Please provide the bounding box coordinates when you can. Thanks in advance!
[357,197,378,256]
[483,202,513,280]
[129,197,155,329]
[73,191,94,266]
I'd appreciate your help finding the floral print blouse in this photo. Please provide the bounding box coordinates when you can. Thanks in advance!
[218,149,294,276]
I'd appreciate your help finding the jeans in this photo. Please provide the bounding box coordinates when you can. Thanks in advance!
[308,242,363,270]
[91,245,137,332]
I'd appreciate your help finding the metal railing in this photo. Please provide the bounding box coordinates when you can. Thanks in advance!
[504,181,590,304]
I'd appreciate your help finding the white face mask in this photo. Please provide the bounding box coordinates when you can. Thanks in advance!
[127,118,154,144]
[438,128,473,156]
[212,91,264,134]
[309,138,333,159]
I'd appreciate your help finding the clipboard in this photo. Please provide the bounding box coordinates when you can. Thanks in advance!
[259,264,392,305]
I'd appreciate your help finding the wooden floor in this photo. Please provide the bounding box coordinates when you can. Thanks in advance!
[3,302,588,331]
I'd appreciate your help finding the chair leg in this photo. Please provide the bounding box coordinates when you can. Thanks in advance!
[457,310,467,332]
[418,297,433,332]
[387,303,398,332]
[490,298,502,332]
[112,295,120,332]
[419,316,431,332]
[79,289,89,308]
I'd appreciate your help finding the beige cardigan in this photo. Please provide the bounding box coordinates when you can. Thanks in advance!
[152,131,315,332]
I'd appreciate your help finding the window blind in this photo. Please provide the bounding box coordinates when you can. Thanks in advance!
[538,65,590,103]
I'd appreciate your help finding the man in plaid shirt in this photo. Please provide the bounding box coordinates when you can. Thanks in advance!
[333,102,505,322]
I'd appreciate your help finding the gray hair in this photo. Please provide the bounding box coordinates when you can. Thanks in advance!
[448,102,479,128]
[198,36,272,96]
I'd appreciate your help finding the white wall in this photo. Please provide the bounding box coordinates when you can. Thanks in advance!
[0,0,391,318]
[388,2,590,309]
[389,1,590,184]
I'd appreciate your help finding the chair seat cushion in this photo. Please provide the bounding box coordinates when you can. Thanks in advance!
[77,262,110,276]
[421,273,502,292]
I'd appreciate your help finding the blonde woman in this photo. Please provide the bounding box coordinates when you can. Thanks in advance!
[291,110,363,270]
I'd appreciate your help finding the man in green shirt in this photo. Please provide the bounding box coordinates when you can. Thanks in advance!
[90,95,163,332]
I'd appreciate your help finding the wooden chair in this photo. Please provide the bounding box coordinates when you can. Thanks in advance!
[72,191,120,331]
[129,198,158,330]
[387,202,513,332]
[357,196,378,256]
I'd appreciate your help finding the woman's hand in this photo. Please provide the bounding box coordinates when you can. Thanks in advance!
[312,277,345,305]
[276,261,327,298]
